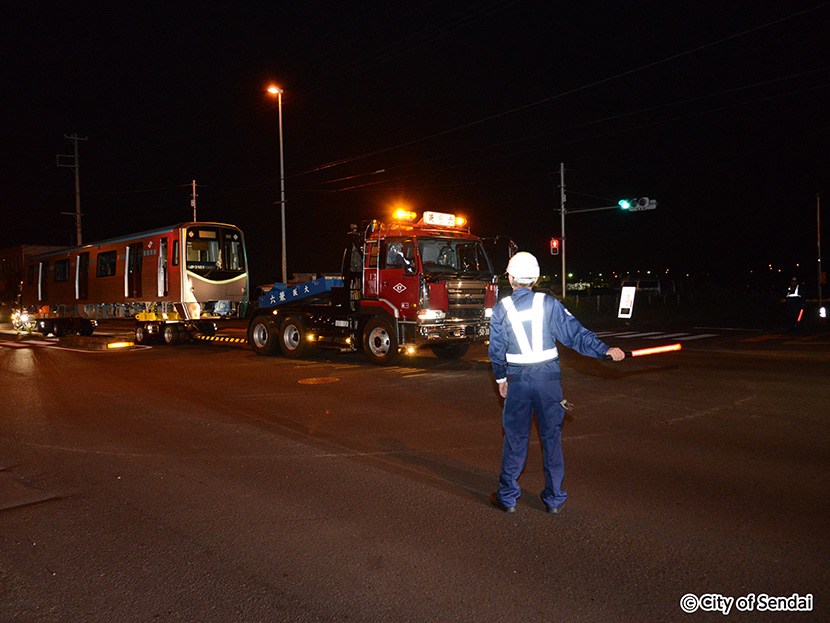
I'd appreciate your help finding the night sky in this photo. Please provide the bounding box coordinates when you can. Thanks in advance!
[2,1,828,290]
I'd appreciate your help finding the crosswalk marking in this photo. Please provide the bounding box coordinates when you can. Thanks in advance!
[596,330,720,342]
[675,333,719,341]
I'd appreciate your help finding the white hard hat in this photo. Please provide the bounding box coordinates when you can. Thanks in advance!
[506,251,540,280]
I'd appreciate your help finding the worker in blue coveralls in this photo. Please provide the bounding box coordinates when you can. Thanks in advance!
[489,252,625,514]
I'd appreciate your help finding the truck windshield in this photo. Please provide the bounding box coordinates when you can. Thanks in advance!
[185,226,246,279]
[418,237,493,277]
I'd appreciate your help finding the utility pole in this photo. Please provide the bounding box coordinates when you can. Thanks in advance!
[191,180,198,221]
[559,162,567,298]
[57,133,87,246]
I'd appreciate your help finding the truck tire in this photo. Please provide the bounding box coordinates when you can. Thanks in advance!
[279,315,313,358]
[248,316,278,356]
[430,344,470,359]
[362,317,402,366]
[162,323,182,345]
[79,319,94,336]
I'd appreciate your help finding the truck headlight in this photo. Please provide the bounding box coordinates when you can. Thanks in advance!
[417,309,445,321]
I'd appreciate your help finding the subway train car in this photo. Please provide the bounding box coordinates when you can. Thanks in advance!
[17,222,249,343]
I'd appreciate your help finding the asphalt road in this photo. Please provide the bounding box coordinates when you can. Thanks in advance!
[0,324,828,622]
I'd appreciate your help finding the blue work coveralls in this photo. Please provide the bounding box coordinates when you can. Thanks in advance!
[489,288,610,509]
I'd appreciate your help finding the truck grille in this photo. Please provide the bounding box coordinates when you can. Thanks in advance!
[446,280,487,320]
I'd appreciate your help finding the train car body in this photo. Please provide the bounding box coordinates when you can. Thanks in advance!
[17,222,249,341]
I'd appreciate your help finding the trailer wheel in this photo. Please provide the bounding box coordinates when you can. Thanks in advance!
[135,324,150,344]
[79,319,94,336]
[248,316,278,356]
[362,317,402,365]
[162,323,182,345]
[430,344,470,359]
[279,316,313,358]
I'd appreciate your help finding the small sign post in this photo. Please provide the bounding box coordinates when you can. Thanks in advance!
[618,286,636,319]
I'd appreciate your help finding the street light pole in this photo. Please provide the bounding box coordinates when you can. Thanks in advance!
[268,85,287,284]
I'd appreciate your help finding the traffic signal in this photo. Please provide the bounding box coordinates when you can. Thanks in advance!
[550,237,560,255]
[619,197,657,211]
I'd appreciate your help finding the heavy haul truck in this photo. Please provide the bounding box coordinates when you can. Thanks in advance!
[247,210,498,365]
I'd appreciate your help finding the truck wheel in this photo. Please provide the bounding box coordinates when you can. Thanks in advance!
[362,317,402,365]
[248,316,278,356]
[430,344,470,359]
[162,323,182,345]
[79,319,94,336]
[279,316,312,358]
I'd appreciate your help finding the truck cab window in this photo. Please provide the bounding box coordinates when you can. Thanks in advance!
[382,238,415,269]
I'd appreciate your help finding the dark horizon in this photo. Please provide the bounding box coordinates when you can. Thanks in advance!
[2,1,827,291]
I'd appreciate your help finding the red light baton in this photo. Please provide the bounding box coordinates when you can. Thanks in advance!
[605,343,682,360]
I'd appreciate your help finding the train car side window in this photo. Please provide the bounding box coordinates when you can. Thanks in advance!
[97,251,117,277]
[172,240,179,266]
[55,259,70,282]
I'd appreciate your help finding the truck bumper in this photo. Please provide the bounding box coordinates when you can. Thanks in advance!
[406,318,490,345]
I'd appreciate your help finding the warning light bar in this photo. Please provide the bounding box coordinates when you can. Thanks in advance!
[393,209,418,222]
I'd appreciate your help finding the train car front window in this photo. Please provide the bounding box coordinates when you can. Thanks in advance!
[222,229,245,271]
[186,227,245,278]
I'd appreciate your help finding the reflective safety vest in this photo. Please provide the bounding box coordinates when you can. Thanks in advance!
[501,292,559,365]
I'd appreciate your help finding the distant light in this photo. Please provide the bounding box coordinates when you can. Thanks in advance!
[821,307,827,319]
[267,85,283,95]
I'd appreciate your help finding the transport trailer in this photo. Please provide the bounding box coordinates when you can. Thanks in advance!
[16,222,249,343]
[247,209,498,365]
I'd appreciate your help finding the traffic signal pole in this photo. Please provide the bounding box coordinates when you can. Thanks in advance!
[556,162,656,299]
[559,162,566,298]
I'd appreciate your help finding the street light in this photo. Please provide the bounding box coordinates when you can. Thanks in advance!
[267,85,287,284]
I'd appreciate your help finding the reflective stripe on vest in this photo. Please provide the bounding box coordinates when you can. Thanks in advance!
[502,292,559,365]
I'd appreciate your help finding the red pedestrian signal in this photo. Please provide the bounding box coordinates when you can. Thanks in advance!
[550,238,560,255]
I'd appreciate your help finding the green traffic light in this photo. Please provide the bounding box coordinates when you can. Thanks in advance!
[618,199,632,209]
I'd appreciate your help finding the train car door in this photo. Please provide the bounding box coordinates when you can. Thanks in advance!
[157,237,168,297]
[38,261,49,302]
[76,252,89,300]
[126,242,143,298]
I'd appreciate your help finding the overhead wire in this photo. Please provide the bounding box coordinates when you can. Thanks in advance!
[282,2,829,183]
